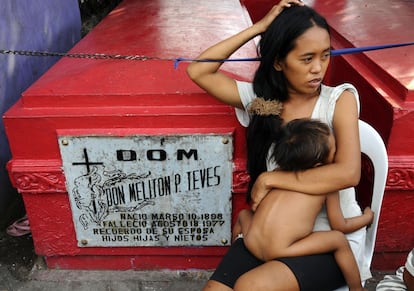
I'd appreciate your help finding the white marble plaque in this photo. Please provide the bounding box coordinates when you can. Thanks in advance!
[58,133,233,247]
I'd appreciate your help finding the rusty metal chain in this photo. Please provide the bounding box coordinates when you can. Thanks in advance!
[0,49,262,69]
[0,49,169,61]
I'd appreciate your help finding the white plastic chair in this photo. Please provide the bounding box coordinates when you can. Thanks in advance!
[335,119,388,290]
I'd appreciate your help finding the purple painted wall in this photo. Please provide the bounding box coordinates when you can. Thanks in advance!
[0,0,81,227]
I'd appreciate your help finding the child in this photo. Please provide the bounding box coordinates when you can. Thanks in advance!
[233,116,374,291]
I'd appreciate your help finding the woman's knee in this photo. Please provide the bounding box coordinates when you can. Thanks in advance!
[234,273,267,291]
[202,280,232,291]
[234,261,299,291]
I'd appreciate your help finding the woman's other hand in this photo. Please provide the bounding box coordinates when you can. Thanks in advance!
[250,171,273,211]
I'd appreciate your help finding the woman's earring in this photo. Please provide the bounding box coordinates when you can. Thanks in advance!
[273,62,283,71]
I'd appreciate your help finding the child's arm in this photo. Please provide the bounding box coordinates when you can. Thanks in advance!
[326,192,374,234]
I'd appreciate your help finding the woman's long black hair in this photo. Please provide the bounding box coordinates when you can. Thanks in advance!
[246,6,330,202]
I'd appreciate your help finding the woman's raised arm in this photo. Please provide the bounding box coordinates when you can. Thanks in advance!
[186,0,304,109]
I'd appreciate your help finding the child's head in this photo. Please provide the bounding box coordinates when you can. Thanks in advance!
[272,118,335,171]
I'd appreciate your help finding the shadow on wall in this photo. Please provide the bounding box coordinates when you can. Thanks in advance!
[0,0,81,229]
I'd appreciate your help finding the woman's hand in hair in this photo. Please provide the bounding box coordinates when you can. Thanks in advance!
[254,0,305,33]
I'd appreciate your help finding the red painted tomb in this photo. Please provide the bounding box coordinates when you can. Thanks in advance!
[4,0,414,271]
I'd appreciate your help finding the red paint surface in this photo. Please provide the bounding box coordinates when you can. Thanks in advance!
[4,0,414,271]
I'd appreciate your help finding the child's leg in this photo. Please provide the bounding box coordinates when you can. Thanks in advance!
[330,232,365,291]
[232,209,253,242]
[270,230,364,290]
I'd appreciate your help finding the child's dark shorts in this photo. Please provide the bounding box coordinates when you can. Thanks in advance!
[209,238,346,291]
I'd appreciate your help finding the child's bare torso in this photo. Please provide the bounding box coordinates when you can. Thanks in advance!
[244,188,326,261]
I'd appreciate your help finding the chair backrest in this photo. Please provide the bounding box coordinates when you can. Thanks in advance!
[335,120,388,291]
[358,119,388,268]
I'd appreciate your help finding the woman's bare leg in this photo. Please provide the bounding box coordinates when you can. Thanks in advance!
[202,280,233,291]
[234,261,299,291]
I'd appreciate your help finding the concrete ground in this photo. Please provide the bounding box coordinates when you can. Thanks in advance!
[0,230,394,291]
[0,263,392,291]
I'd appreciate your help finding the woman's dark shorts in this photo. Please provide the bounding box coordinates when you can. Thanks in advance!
[210,238,346,291]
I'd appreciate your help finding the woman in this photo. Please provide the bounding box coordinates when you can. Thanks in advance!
[187,1,368,290]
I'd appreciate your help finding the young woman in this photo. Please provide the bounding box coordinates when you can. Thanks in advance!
[187,1,368,290]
